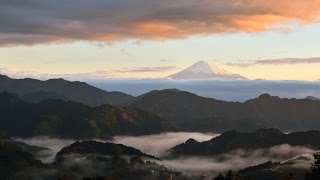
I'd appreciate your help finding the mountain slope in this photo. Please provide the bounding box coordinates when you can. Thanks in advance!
[53,140,182,180]
[170,129,320,157]
[0,135,44,178]
[130,90,320,132]
[0,135,181,180]
[0,134,48,156]
[238,159,311,180]
[168,60,247,80]
[0,74,133,106]
[56,141,158,160]
[0,92,176,139]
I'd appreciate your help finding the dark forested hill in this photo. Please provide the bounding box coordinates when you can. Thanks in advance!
[170,129,320,157]
[0,74,133,106]
[0,136,183,180]
[130,90,320,132]
[0,92,175,139]
[0,134,44,178]
[56,141,158,160]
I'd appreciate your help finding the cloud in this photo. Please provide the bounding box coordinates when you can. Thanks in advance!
[1,0,320,46]
[113,66,176,73]
[15,136,75,163]
[15,132,215,162]
[227,57,320,67]
[112,132,216,157]
[110,133,317,176]
[160,144,316,177]
[0,68,115,81]
[16,133,318,178]
[0,66,175,80]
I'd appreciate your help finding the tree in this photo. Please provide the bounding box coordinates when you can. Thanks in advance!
[306,153,320,180]
[213,173,224,180]
[285,173,296,180]
[225,170,233,180]
[213,170,242,180]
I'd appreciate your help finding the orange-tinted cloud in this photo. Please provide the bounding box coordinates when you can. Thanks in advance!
[1,0,320,46]
[131,22,184,40]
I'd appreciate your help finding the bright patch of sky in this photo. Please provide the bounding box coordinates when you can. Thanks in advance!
[1,24,320,80]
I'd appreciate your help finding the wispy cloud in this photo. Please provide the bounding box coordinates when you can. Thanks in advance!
[0,68,114,80]
[1,0,320,46]
[113,66,176,73]
[0,66,176,80]
[227,57,320,67]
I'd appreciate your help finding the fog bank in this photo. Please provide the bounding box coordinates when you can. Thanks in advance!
[15,136,75,163]
[15,133,318,178]
[160,144,316,177]
[112,132,217,157]
[16,132,216,162]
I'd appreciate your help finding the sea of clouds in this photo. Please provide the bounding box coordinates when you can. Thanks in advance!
[16,132,317,177]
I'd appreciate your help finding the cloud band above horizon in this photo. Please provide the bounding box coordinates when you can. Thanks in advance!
[1,0,320,46]
[227,57,320,67]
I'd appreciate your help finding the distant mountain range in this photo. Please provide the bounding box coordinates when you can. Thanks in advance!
[0,92,175,139]
[1,74,320,133]
[0,74,133,106]
[170,129,320,157]
[130,90,320,132]
[168,60,247,80]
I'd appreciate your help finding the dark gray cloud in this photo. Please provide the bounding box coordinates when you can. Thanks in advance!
[1,0,320,46]
[227,57,320,67]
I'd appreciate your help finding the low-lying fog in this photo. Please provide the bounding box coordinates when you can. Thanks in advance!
[16,132,216,163]
[160,145,315,176]
[16,132,316,177]
[15,136,75,163]
[112,132,217,157]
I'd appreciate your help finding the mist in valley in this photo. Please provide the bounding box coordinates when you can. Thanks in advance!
[15,136,75,163]
[15,132,318,178]
[160,144,315,177]
[111,132,217,157]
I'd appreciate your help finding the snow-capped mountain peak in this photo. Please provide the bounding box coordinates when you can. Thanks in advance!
[168,60,247,80]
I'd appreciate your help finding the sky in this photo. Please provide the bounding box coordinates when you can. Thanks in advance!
[1,0,320,81]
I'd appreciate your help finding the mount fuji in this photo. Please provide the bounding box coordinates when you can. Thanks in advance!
[168,60,247,80]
